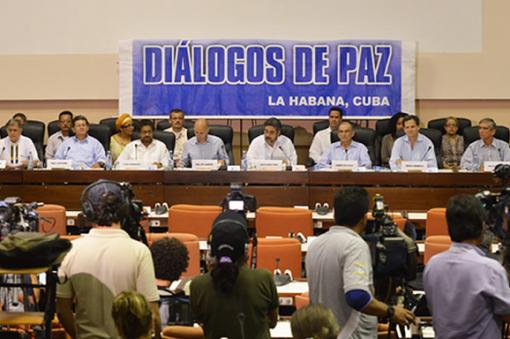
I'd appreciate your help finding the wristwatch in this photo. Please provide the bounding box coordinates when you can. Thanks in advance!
[386,305,395,321]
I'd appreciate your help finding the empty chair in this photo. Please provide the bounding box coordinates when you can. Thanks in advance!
[256,238,302,277]
[36,204,67,235]
[426,208,448,238]
[427,117,471,135]
[88,123,112,152]
[255,207,313,238]
[424,235,451,265]
[21,121,45,161]
[168,204,222,240]
[248,124,295,143]
[161,325,204,339]
[463,125,510,146]
[146,232,201,277]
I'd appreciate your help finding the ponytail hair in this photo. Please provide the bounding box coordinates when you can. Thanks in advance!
[210,254,246,294]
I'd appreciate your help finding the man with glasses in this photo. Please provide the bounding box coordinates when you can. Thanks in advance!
[46,111,73,160]
[460,118,510,171]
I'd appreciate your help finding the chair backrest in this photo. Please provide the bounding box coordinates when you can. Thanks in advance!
[463,125,510,146]
[99,117,117,135]
[22,121,45,161]
[374,118,392,166]
[255,207,313,237]
[168,204,222,240]
[427,117,472,135]
[146,232,201,278]
[424,235,451,265]
[294,292,310,310]
[256,238,302,277]
[248,124,295,143]
[161,325,204,339]
[426,208,448,237]
[187,125,234,164]
[88,124,112,152]
[154,131,176,152]
[157,120,195,131]
[47,120,60,137]
[313,120,329,135]
[36,204,67,235]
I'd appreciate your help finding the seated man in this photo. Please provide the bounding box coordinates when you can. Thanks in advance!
[424,195,510,338]
[46,110,73,160]
[315,121,371,169]
[116,119,170,169]
[12,112,27,126]
[460,118,510,171]
[309,107,343,163]
[246,117,297,166]
[54,115,106,168]
[181,119,229,168]
[0,118,39,168]
[164,108,188,167]
[389,115,437,170]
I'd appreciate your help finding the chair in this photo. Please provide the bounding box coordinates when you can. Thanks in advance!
[256,238,302,277]
[331,127,377,164]
[154,130,176,152]
[161,325,204,339]
[99,117,117,134]
[313,120,329,135]
[157,120,195,131]
[146,232,201,277]
[427,118,471,135]
[425,208,448,237]
[88,123,112,152]
[420,128,443,166]
[47,120,60,137]
[463,125,510,146]
[294,292,309,310]
[255,207,313,238]
[248,124,295,143]
[168,204,222,240]
[424,235,451,265]
[36,204,67,235]
[375,118,392,166]
[187,125,234,164]
[22,121,45,161]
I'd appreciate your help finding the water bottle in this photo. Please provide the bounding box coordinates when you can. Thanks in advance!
[27,152,33,170]
[167,150,174,170]
[241,150,248,171]
[105,151,113,170]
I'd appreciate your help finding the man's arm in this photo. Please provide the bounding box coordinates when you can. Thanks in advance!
[149,301,162,339]
[361,296,415,326]
[267,307,278,328]
[460,143,475,170]
[389,139,401,170]
[56,297,77,339]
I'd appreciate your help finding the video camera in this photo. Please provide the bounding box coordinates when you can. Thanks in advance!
[0,197,39,239]
[221,183,257,215]
[118,182,147,245]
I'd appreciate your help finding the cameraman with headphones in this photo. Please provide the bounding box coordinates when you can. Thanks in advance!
[56,180,161,339]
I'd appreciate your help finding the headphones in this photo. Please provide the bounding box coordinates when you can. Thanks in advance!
[80,179,131,224]
[314,202,330,216]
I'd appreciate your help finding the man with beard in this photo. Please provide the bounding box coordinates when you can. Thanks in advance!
[116,119,169,168]
[246,117,297,166]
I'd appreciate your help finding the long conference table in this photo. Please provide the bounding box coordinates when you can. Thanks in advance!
[0,170,504,211]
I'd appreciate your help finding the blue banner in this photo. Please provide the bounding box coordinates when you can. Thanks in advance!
[120,39,415,118]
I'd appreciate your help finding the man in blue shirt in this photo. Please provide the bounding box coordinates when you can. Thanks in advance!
[54,115,106,169]
[389,115,437,170]
[181,118,229,168]
[315,121,371,170]
[424,195,510,338]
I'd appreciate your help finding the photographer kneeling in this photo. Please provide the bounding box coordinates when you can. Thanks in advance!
[424,195,510,338]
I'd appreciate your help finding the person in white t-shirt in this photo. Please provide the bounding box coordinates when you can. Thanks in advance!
[164,108,188,167]
[45,111,73,160]
[309,107,343,164]
[0,119,39,168]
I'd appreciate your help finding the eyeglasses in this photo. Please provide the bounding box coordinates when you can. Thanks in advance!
[121,124,134,129]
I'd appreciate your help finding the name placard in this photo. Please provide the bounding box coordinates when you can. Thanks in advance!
[46,159,73,170]
[251,159,285,171]
[192,159,219,171]
[116,160,146,170]
[484,161,510,172]
[401,161,427,172]
[0,160,6,169]
[331,160,358,171]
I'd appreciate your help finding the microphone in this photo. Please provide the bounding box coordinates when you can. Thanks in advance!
[237,313,246,339]
[420,146,432,161]
[0,146,5,159]
[64,146,71,159]
[135,144,138,160]
[344,148,349,161]
[278,145,292,166]
[497,148,502,160]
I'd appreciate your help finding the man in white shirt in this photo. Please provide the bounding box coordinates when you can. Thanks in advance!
[309,107,343,163]
[164,108,188,167]
[116,119,170,168]
[0,119,39,168]
[45,111,73,160]
[246,117,297,166]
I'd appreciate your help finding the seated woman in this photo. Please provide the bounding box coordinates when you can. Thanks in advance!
[441,116,464,169]
[110,114,135,162]
[291,304,340,339]
[381,112,408,167]
[190,211,278,339]
[111,291,153,339]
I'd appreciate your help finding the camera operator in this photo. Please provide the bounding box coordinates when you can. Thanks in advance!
[56,180,161,339]
[306,187,415,339]
[424,194,510,338]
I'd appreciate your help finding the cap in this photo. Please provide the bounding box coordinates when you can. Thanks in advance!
[209,211,248,261]
[115,113,133,130]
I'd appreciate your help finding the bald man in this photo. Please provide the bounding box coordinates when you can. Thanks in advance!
[181,119,229,168]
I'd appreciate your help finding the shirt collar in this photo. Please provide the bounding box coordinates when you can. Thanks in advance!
[193,135,210,145]
[72,135,90,144]
[329,225,362,238]
[403,133,424,144]
[450,242,486,256]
